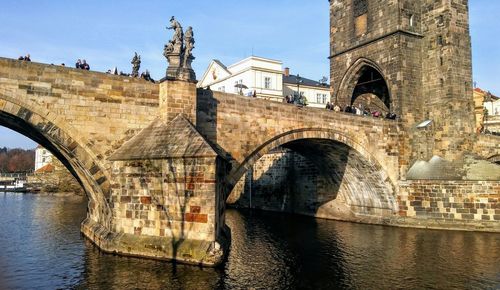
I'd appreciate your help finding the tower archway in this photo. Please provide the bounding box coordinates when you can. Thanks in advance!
[336,58,392,115]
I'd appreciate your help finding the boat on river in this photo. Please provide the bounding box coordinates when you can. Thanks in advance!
[0,179,28,192]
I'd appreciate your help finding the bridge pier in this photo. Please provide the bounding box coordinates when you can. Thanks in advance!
[82,79,231,266]
[83,154,230,266]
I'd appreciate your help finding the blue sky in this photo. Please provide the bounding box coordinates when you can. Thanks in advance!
[0,0,498,149]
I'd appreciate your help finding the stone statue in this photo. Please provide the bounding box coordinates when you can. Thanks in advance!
[167,16,183,54]
[131,52,141,78]
[183,26,195,68]
[163,16,196,81]
[163,40,174,58]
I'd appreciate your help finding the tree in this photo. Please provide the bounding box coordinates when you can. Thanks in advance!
[0,147,35,173]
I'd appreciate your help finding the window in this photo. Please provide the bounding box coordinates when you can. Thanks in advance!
[234,81,239,93]
[354,0,368,36]
[437,35,443,46]
[438,15,444,26]
[409,14,414,27]
[317,93,328,104]
[264,77,272,89]
[353,0,368,17]
[218,86,225,92]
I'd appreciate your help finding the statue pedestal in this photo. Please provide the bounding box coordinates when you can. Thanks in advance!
[165,53,196,82]
[166,53,182,80]
[179,55,196,81]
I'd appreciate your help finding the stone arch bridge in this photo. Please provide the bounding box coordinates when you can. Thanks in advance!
[0,58,498,266]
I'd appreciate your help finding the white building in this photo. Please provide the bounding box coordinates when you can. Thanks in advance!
[34,145,53,171]
[484,94,500,116]
[198,56,330,108]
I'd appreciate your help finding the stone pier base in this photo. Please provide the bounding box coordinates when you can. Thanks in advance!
[81,218,229,266]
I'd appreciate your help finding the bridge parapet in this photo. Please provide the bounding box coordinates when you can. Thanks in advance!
[196,89,402,185]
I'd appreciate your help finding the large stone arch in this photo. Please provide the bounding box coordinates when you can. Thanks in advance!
[0,95,112,226]
[228,128,398,221]
[488,155,500,165]
[336,58,393,114]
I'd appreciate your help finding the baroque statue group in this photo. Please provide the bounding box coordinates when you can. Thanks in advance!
[125,16,196,82]
[163,16,196,81]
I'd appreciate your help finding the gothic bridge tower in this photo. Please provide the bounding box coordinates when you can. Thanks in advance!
[329,0,476,166]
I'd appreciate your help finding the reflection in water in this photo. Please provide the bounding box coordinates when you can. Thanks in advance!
[0,193,499,289]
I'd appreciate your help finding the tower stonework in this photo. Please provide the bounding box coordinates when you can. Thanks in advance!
[329,0,475,165]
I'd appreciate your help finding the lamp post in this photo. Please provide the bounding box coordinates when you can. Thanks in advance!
[296,74,303,105]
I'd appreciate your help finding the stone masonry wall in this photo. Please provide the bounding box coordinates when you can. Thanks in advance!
[0,58,159,187]
[399,180,500,228]
[110,157,220,242]
[420,0,476,160]
[196,89,401,187]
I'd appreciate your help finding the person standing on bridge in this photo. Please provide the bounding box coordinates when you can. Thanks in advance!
[82,60,90,70]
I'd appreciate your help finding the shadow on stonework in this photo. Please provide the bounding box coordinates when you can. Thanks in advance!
[196,88,241,173]
[227,138,398,222]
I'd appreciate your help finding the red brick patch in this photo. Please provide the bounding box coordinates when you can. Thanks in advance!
[190,206,201,213]
[184,213,208,223]
[140,196,151,204]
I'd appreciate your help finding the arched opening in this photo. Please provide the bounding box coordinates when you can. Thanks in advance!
[0,111,85,191]
[351,66,391,113]
[227,134,397,222]
[336,59,393,115]
[0,107,111,225]
[488,155,500,165]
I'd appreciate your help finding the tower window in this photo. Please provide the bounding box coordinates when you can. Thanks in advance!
[437,35,444,46]
[353,0,368,17]
[354,0,368,36]
[438,15,444,26]
[409,14,415,27]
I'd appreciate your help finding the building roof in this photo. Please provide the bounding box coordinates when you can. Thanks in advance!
[213,59,228,71]
[35,163,55,174]
[474,87,499,100]
[109,115,218,161]
[284,74,329,89]
[227,55,282,70]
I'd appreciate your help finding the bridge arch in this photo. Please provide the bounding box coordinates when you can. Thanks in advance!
[0,96,112,225]
[336,58,392,114]
[488,155,500,165]
[228,128,398,220]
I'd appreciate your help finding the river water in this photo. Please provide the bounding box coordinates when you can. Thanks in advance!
[0,193,499,290]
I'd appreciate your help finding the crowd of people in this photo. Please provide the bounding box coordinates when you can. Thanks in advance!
[17,54,31,61]
[325,102,397,120]
[75,59,90,70]
[283,94,308,106]
[16,53,156,83]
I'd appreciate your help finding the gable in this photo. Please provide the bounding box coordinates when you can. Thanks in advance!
[198,60,232,88]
